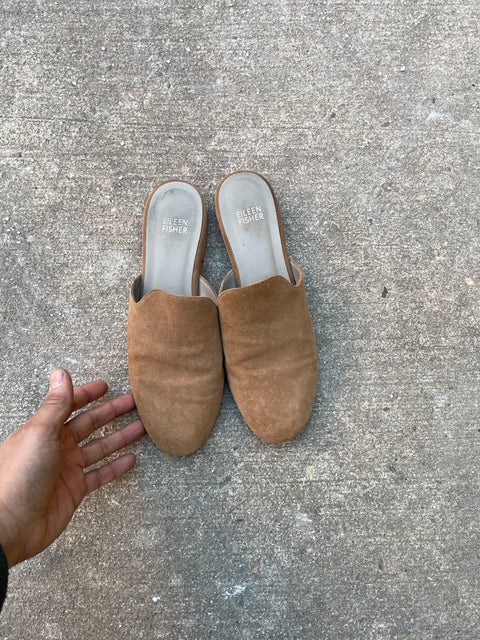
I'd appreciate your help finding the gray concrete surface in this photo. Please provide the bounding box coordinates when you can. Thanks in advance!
[0,0,479,638]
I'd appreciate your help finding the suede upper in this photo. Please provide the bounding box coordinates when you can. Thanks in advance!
[217,261,318,443]
[128,276,224,455]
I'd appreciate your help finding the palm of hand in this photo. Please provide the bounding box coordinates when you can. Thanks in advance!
[0,374,145,567]
[27,426,90,562]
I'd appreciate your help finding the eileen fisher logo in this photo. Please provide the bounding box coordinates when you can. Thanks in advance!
[236,205,264,226]
[162,217,189,234]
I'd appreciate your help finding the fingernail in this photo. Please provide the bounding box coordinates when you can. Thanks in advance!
[49,368,64,390]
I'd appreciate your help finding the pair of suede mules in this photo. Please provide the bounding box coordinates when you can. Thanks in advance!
[127,170,318,456]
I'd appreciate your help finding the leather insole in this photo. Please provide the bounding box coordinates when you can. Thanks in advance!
[143,182,203,296]
[216,172,291,286]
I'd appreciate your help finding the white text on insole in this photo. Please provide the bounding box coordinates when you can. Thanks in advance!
[162,218,189,234]
[236,206,264,226]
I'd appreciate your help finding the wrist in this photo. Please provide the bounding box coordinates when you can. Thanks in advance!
[0,507,20,568]
[0,540,8,575]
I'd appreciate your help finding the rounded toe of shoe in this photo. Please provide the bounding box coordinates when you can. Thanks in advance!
[251,418,307,444]
[246,407,311,444]
[237,378,317,444]
[136,393,222,456]
[148,426,211,456]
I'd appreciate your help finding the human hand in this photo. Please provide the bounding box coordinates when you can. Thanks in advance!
[0,369,146,568]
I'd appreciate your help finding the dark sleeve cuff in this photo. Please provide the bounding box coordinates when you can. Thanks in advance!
[0,543,8,613]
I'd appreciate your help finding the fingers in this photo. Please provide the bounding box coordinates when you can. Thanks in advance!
[81,420,146,468]
[84,453,137,494]
[68,393,136,444]
[73,380,108,412]
[35,369,75,435]
[82,416,145,495]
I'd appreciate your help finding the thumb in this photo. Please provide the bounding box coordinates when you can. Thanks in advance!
[35,368,75,435]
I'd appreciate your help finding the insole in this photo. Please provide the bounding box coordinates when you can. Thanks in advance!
[217,172,291,286]
[143,182,203,296]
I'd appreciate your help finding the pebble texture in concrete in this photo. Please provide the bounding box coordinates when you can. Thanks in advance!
[0,1,479,638]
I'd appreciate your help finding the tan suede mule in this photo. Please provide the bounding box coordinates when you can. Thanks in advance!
[215,170,318,443]
[128,180,224,455]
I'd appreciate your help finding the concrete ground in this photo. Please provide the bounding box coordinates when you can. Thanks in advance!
[0,0,479,638]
